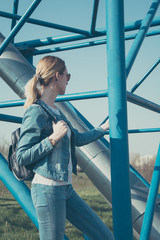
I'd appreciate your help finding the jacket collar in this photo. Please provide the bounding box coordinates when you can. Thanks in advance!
[36,99,59,123]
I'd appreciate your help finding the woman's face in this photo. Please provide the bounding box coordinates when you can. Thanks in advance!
[57,68,70,95]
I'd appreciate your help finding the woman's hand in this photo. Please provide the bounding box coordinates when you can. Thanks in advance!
[48,120,68,145]
[100,119,109,132]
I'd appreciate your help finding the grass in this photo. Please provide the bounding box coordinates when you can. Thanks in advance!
[0,173,113,240]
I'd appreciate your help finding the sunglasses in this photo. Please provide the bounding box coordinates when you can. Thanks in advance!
[62,73,71,81]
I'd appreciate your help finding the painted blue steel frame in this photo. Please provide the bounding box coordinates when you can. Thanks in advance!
[0,153,39,229]
[106,0,133,239]
[140,144,160,240]
[126,0,160,78]
[10,0,19,35]
[130,56,160,93]
[1,89,160,114]
[0,0,160,239]
[0,0,42,55]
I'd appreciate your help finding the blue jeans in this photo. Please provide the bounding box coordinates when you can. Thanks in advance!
[31,184,114,240]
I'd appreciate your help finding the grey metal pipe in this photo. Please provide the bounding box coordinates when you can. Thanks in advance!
[0,35,160,239]
[0,33,35,98]
[127,91,160,114]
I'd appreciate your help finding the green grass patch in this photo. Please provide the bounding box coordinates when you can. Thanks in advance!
[0,173,113,240]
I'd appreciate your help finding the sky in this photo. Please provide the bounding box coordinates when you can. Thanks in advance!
[0,0,160,157]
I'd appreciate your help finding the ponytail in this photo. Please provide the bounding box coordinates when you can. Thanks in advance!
[24,74,41,110]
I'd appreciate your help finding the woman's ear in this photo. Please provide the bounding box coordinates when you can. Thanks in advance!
[55,72,59,81]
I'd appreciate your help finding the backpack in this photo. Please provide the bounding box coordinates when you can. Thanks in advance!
[8,127,34,181]
[8,101,57,181]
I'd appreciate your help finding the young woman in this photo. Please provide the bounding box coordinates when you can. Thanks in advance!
[16,55,114,240]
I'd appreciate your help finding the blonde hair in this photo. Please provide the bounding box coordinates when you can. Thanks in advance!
[24,55,65,109]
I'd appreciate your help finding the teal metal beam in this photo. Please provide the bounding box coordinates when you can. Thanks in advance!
[106,0,133,239]
[0,11,90,37]
[18,28,160,56]
[0,90,108,108]
[105,128,160,135]
[22,38,107,56]
[126,0,160,78]
[125,15,160,32]
[1,10,160,38]
[15,34,87,49]
[129,165,151,196]
[1,111,159,134]
[140,144,160,240]
[131,57,160,93]
[125,29,160,40]
[90,0,99,35]
[0,113,22,123]
[127,91,160,114]
[11,0,19,35]
[0,99,26,108]
[0,89,160,115]
[97,15,160,35]
[0,153,38,228]
[12,18,160,50]
[0,0,42,55]
[128,128,160,134]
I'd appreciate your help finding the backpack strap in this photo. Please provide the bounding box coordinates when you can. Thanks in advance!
[35,100,57,123]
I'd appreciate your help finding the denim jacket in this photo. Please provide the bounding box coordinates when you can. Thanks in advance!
[16,99,105,182]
